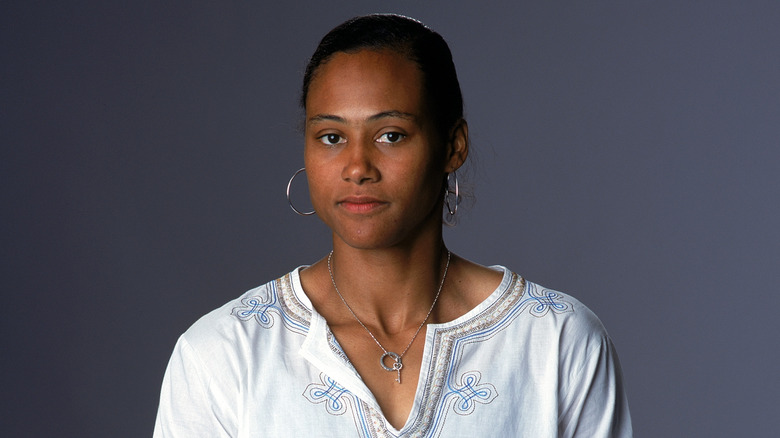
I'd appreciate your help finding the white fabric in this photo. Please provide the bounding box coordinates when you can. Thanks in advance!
[154,266,632,437]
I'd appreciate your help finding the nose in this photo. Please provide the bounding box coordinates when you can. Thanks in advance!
[342,140,379,184]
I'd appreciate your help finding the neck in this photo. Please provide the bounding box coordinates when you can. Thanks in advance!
[327,239,450,335]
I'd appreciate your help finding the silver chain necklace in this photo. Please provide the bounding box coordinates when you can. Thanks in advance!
[327,250,451,384]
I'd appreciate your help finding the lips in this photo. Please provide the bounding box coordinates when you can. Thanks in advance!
[338,196,388,213]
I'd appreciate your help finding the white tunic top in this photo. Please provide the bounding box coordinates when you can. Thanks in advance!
[154,266,632,437]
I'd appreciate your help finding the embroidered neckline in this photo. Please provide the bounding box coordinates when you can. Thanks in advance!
[291,267,526,435]
[234,267,576,437]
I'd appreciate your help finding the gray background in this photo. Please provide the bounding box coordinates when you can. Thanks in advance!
[2,1,779,436]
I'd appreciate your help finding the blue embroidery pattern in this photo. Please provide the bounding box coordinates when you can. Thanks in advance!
[231,277,309,334]
[303,374,351,416]
[234,294,276,327]
[447,371,497,415]
[519,283,573,317]
[404,277,573,436]
[269,272,574,437]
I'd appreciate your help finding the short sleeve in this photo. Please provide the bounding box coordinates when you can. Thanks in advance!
[153,336,237,437]
[558,334,632,437]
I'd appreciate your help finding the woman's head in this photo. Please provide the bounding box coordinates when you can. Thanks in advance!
[301,15,469,247]
[301,14,464,143]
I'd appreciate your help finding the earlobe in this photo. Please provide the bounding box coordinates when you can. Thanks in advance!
[446,119,469,172]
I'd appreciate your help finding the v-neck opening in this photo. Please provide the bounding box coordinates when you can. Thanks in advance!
[292,264,518,434]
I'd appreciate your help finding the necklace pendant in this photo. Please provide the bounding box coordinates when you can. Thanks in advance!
[380,352,403,383]
[329,251,452,387]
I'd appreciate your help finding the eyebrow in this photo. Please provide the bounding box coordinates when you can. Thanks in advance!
[307,111,417,125]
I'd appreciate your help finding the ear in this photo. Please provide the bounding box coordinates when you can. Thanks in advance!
[445,118,469,172]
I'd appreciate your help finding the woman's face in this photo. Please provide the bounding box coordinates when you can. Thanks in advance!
[303,49,461,250]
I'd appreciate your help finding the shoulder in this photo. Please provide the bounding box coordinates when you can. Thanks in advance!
[516,279,611,347]
[447,258,606,343]
[453,265,613,357]
[524,280,606,329]
[490,271,632,435]
[518,282,634,436]
[481,270,613,365]
[179,269,312,357]
[514,278,626,390]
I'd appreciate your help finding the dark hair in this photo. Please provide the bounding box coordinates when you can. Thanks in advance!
[301,14,464,141]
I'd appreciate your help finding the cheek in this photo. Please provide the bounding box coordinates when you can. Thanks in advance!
[396,160,445,203]
[302,164,333,214]
[303,147,323,187]
[304,169,324,199]
[302,142,315,168]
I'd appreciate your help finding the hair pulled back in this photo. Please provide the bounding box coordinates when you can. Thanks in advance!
[301,14,464,141]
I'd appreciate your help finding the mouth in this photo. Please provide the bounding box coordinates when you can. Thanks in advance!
[338,196,388,213]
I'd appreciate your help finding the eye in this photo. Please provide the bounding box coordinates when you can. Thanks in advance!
[377,132,406,144]
[318,133,345,146]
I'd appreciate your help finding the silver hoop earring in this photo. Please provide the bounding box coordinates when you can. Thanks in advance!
[444,171,459,218]
[286,168,315,216]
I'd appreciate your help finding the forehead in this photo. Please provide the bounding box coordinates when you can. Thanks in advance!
[305,50,426,119]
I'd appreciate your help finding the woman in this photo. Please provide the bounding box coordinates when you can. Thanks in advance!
[155,14,632,437]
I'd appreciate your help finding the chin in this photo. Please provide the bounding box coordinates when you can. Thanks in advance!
[336,235,396,250]
[328,210,440,250]
[331,225,402,250]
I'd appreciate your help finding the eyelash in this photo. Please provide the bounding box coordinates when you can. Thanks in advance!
[317,132,406,146]
[377,132,405,143]
[318,133,345,146]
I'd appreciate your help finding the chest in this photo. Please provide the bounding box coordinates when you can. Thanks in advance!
[328,322,429,429]
[238,322,562,438]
